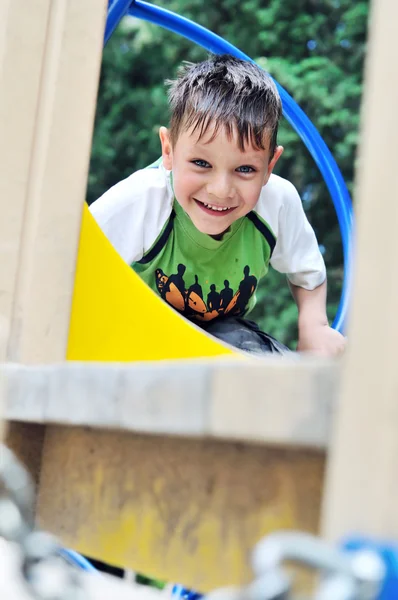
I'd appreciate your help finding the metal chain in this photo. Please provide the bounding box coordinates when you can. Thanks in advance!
[177,531,386,600]
[0,444,86,600]
[242,531,384,600]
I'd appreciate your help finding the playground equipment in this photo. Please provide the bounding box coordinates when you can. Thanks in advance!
[1,0,398,597]
[68,0,353,363]
[0,443,391,600]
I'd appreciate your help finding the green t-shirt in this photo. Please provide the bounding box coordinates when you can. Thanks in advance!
[133,199,275,324]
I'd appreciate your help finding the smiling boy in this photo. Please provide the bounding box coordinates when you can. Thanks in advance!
[91,54,345,356]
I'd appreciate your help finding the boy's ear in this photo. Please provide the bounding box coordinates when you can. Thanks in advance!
[159,126,173,170]
[263,145,284,185]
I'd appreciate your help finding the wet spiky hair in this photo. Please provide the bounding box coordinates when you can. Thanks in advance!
[166,54,282,157]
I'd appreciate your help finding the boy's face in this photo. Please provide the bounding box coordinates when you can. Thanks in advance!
[160,123,283,237]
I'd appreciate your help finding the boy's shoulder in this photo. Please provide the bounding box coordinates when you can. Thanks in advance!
[91,164,172,217]
[260,173,300,205]
[254,174,301,228]
[89,164,174,264]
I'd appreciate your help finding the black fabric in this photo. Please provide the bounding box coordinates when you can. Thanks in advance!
[202,317,291,355]
[137,210,176,264]
[246,211,276,256]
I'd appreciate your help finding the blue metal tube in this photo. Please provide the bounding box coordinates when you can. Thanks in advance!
[58,548,98,573]
[104,0,133,45]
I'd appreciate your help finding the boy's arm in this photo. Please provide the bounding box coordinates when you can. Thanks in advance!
[264,178,345,357]
[289,280,346,356]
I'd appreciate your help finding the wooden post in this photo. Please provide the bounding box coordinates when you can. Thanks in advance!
[0,0,107,364]
[322,0,398,540]
[0,0,107,483]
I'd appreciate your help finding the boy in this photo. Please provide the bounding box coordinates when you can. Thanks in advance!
[91,54,345,356]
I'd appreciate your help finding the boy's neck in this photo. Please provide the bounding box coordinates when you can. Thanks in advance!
[210,228,230,241]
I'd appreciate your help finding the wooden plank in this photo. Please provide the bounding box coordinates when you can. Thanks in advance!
[0,353,4,442]
[3,358,338,449]
[37,426,325,591]
[0,0,51,362]
[4,0,107,363]
[6,355,332,580]
[4,423,45,490]
[0,0,53,473]
[210,358,337,447]
[322,0,398,540]
[0,0,107,491]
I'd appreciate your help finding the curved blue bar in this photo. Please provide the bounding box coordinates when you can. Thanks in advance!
[105,0,352,331]
[104,0,133,45]
[172,585,203,600]
[59,548,98,573]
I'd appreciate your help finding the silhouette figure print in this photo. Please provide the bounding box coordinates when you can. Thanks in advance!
[207,284,221,312]
[219,279,233,313]
[161,263,186,312]
[225,266,257,315]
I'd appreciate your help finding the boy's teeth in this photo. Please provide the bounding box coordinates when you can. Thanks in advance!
[204,202,230,211]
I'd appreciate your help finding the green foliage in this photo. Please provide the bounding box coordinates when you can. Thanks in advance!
[135,574,165,589]
[88,0,369,346]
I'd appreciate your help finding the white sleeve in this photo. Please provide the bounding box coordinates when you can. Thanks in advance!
[89,167,173,265]
[270,181,326,290]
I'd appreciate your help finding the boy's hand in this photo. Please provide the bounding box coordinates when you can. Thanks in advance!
[297,323,346,357]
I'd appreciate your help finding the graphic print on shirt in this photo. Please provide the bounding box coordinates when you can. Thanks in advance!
[155,264,257,322]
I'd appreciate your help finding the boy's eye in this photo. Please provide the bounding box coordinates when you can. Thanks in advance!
[236,165,255,173]
[192,159,211,168]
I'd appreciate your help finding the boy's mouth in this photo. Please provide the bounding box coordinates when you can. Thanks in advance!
[194,199,237,216]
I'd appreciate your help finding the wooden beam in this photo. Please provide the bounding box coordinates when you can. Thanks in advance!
[322,0,398,540]
[37,426,325,591]
[0,0,52,363]
[3,356,335,590]
[3,358,338,449]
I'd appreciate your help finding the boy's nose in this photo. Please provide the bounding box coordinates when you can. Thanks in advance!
[206,174,234,201]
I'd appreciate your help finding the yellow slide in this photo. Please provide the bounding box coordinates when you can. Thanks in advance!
[67,205,236,361]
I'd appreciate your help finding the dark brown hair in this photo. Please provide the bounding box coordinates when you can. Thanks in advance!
[166,54,282,157]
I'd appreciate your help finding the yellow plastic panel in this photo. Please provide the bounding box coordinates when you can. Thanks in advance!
[67,205,235,361]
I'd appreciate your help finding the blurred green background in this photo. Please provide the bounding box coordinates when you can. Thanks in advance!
[87,0,369,348]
